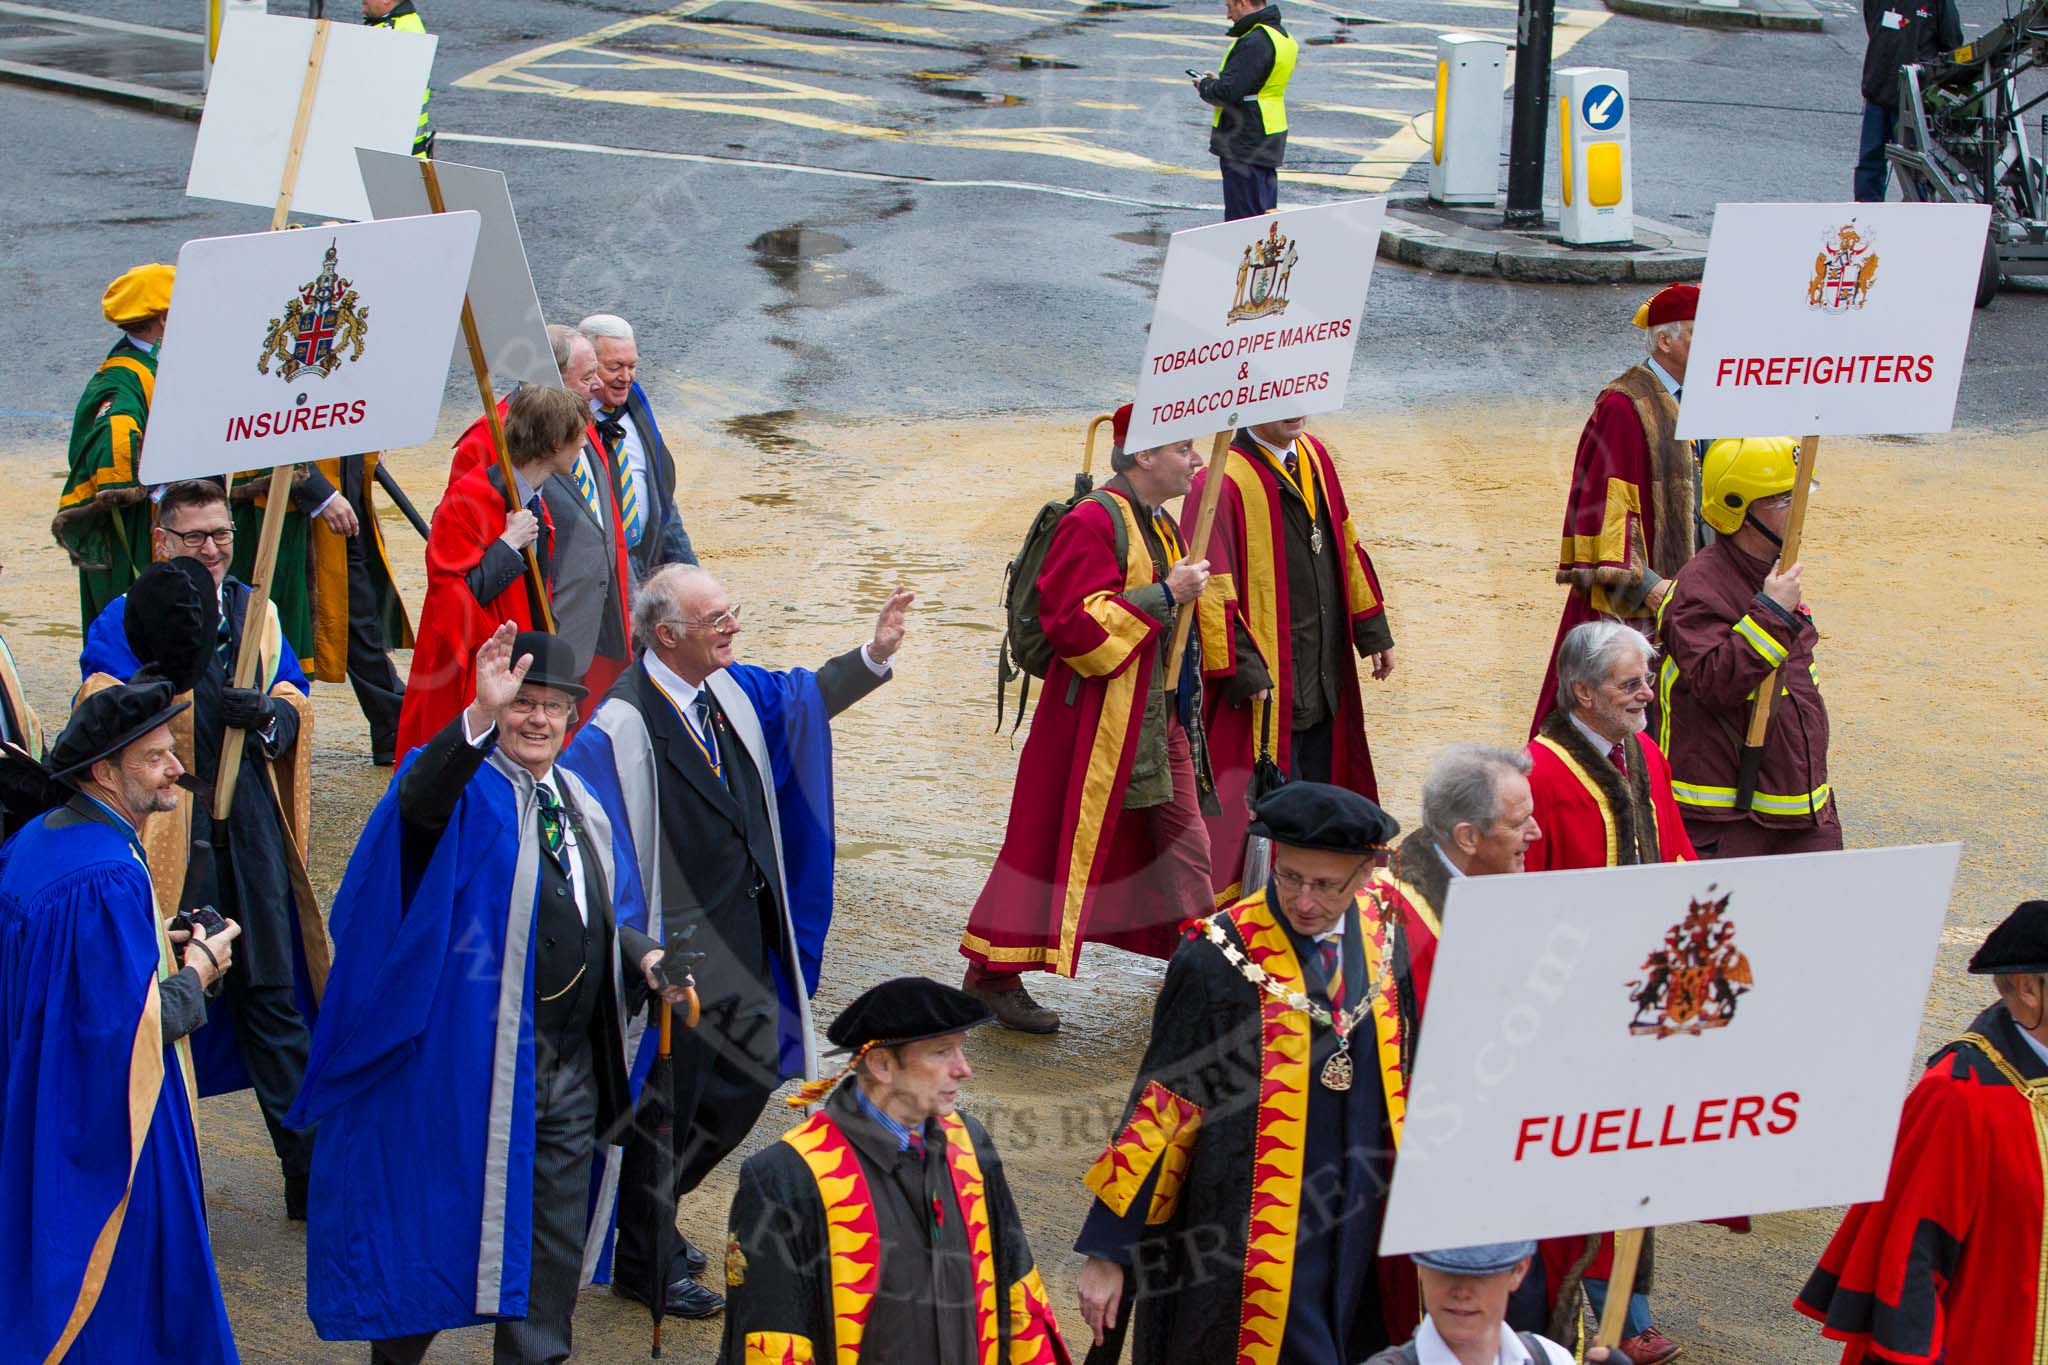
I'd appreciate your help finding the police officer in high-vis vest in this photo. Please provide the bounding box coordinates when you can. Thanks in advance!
[364,0,434,157]
[1193,0,1298,220]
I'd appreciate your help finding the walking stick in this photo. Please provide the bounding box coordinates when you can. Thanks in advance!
[647,983,700,1360]
[1732,435,1820,812]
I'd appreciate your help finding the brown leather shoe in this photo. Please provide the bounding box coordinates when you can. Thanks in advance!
[965,980,1060,1034]
[1619,1327,1682,1364]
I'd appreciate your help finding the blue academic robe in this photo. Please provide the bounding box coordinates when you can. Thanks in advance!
[285,747,645,1341]
[0,804,238,1365]
[561,660,836,1283]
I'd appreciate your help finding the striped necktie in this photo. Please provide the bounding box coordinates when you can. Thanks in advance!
[536,784,569,873]
[1316,938,1345,1014]
[600,408,645,547]
[570,450,604,523]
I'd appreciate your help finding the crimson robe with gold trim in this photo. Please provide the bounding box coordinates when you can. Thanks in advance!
[962,489,1205,976]
[1797,1003,2048,1363]
[1186,434,1388,903]
[1532,368,1697,736]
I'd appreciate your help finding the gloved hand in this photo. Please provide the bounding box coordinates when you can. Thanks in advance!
[220,687,273,733]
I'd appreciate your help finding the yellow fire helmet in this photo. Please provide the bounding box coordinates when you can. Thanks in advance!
[1700,436,1801,536]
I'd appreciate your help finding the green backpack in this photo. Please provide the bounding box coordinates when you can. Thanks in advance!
[996,479,1129,733]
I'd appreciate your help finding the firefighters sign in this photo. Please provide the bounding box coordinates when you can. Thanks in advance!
[1124,198,1386,451]
[1675,202,1990,440]
[1377,843,1959,1254]
[142,212,481,483]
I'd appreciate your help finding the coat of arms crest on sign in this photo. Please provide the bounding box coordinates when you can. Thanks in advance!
[1806,222,1879,313]
[1627,887,1753,1038]
[1228,222,1299,324]
[258,240,370,382]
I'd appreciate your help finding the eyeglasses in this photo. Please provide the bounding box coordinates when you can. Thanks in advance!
[678,604,742,634]
[1272,858,1370,903]
[164,526,234,549]
[1607,674,1657,694]
[505,697,572,721]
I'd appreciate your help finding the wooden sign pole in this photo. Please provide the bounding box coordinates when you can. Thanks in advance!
[1592,1227,1647,1350]
[1163,428,1233,693]
[418,158,555,632]
[1732,434,1821,813]
[215,18,330,822]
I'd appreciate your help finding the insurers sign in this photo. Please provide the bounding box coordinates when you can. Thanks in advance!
[142,212,481,485]
[1675,201,1990,440]
[1123,198,1386,452]
[1377,844,1959,1254]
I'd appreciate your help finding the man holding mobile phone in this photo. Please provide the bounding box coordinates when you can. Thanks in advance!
[1192,0,1298,219]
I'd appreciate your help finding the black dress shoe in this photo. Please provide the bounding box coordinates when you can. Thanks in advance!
[614,1275,725,1319]
[679,1234,708,1279]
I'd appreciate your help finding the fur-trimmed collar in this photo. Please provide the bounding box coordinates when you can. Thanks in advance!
[1535,710,1659,866]
[1604,364,1698,580]
[1389,831,1451,918]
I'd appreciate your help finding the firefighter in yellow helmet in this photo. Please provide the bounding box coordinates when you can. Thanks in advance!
[1192,0,1297,219]
[1651,437,1841,858]
[363,0,433,156]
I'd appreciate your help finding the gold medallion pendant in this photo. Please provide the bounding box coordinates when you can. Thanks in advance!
[1320,1045,1354,1092]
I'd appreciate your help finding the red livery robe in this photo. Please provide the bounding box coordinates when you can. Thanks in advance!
[1077,888,1403,1363]
[718,1083,1068,1365]
[1533,366,1700,736]
[1359,834,1445,1337]
[1796,1002,2048,1363]
[1186,432,1390,903]
[961,487,1211,976]
[449,401,631,703]
[1522,712,1702,1314]
[394,462,554,759]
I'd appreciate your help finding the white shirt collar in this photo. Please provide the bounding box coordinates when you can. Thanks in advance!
[125,332,159,357]
[1414,1315,1541,1364]
[642,648,708,710]
[1249,431,1295,460]
[1645,355,1682,398]
[1569,711,1622,759]
[2019,1021,2048,1073]
[1434,841,1466,879]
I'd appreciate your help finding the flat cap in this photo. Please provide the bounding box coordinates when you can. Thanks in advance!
[1412,1240,1538,1276]
[1247,781,1399,855]
[48,679,189,780]
[826,976,994,1054]
[102,263,175,327]
[1969,901,2048,975]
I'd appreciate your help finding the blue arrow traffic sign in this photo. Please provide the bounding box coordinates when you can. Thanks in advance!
[1582,83,1625,131]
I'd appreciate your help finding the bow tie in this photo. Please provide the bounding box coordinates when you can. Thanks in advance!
[595,416,625,444]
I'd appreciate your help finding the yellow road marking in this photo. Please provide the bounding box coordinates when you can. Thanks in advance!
[459,0,1610,195]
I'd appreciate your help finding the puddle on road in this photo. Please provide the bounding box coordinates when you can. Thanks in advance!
[749,226,887,314]
[910,72,1026,105]
[1014,54,1080,70]
[722,407,813,455]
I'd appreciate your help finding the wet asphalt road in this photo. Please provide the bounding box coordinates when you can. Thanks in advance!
[2,0,2042,444]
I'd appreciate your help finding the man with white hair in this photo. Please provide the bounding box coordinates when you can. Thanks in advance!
[1524,620,1695,1363]
[1532,282,1706,736]
[578,313,696,578]
[562,563,911,1318]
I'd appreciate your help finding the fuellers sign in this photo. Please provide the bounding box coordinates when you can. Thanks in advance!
[1378,845,1958,1255]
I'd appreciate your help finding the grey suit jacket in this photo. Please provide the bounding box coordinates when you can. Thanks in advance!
[541,445,629,675]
